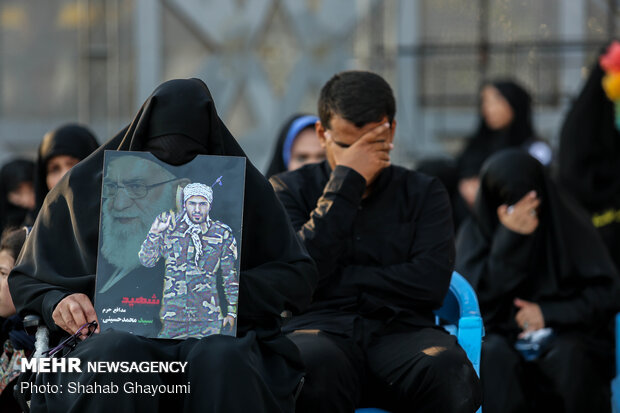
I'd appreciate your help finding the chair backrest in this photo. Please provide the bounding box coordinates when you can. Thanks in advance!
[434,271,481,323]
[434,271,484,377]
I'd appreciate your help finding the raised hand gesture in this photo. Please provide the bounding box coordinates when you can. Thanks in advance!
[149,212,172,234]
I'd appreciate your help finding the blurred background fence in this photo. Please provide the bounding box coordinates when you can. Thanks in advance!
[0,0,618,170]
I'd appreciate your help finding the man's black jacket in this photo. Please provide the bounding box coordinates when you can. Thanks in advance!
[270,161,455,328]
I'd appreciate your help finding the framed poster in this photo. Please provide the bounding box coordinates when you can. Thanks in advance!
[94,151,245,339]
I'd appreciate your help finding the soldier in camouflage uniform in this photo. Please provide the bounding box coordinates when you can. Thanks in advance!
[138,182,239,339]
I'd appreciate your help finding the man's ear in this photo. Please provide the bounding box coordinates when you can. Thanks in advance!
[316,120,327,149]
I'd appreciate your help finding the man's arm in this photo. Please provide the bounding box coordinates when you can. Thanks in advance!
[339,178,455,310]
[138,233,164,267]
[271,166,365,278]
[538,282,619,328]
[138,213,171,267]
[219,229,239,317]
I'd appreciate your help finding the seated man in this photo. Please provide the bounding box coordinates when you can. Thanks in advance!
[9,78,317,413]
[270,70,481,413]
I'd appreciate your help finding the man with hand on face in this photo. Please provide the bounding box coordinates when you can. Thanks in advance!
[139,182,239,338]
[270,71,481,413]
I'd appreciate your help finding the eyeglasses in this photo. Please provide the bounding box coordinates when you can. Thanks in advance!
[102,178,177,199]
[44,321,98,358]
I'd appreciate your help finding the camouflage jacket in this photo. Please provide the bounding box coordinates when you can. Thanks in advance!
[138,214,239,323]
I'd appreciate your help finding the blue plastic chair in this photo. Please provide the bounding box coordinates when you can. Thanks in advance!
[434,271,484,377]
[612,313,620,413]
[356,271,484,413]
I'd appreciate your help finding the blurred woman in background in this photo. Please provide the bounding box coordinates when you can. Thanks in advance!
[0,160,34,234]
[32,123,98,218]
[456,149,619,413]
[266,114,324,177]
[557,41,620,272]
[457,80,552,210]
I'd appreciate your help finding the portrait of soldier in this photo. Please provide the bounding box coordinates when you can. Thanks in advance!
[99,154,182,293]
[138,182,239,339]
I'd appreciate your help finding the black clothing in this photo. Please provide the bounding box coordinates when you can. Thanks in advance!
[416,157,470,232]
[31,330,302,413]
[455,149,620,413]
[456,149,619,336]
[557,52,620,271]
[458,80,549,180]
[1,316,34,352]
[271,162,454,326]
[9,78,318,412]
[33,123,98,217]
[288,317,479,413]
[0,159,34,234]
[271,161,481,412]
[481,333,611,413]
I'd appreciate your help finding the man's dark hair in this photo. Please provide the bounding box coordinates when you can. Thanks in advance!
[318,71,396,129]
[0,227,27,260]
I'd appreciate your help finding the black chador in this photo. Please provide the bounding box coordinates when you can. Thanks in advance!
[458,80,547,180]
[32,123,99,218]
[456,149,620,413]
[557,47,620,272]
[9,79,317,413]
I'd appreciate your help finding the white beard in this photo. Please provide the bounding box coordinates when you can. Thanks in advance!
[99,186,176,276]
[100,211,148,271]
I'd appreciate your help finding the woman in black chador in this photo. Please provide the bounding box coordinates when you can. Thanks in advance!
[456,149,620,413]
[0,160,34,234]
[457,80,551,211]
[557,45,620,272]
[32,123,99,218]
[265,113,323,178]
[9,78,318,413]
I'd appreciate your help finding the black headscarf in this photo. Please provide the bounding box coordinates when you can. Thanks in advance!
[456,149,619,337]
[0,159,34,234]
[458,80,536,179]
[265,113,319,178]
[33,123,99,217]
[557,46,620,212]
[10,79,317,345]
